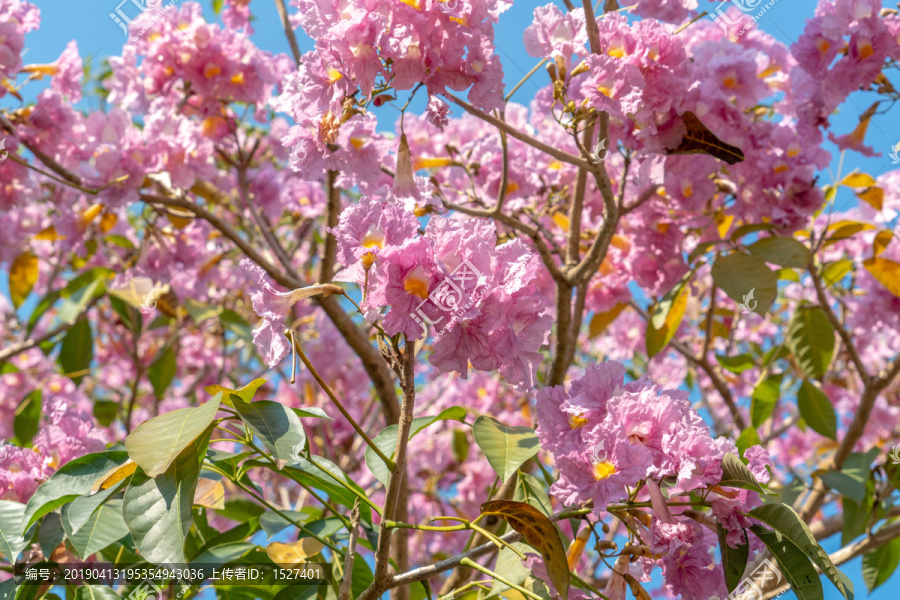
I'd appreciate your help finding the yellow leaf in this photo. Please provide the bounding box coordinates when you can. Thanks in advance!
[825,220,876,246]
[35,225,63,241]
[100,212,118,233]
[413,157,453,169]
[481,500,570,600]
[90,460,138,494]
[840,172,877,188]
[715,212,735,239]
[874,230,893,256]
[588,304,627,339]
[79,203,104,228]
[9,252,38,308]
[863,257,900,298]
[857,187,884,211]
[646,285,689,358]
[193,478,225,509]
[266,538,326,568]
[552,212,570,230]
[165,207,195,229]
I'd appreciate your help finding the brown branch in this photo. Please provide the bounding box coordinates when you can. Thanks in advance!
[273,0,302,67]
[0,113,83,186]
[140,193,401,425]
[548,284,574,386]
[629,299,747,430]
[360,344,417,600]
[443,93,588,169]
[320,170,340,283]
[581,0,603,54]
[809,264,868,382]
[338,501,362,600]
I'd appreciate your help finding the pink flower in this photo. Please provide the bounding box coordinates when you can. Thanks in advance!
[551,424,654,511]
[330,196,420,285]
[523,5,588,66]
[0,446,50,502]
[425,95,450,131]
[650,517,727,600]
[371,237,438,341]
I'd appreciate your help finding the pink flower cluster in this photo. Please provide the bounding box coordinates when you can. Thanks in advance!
[0,0,39,95]
[278,0,511,179]
[536,361,774,599]
[331,196,551,389]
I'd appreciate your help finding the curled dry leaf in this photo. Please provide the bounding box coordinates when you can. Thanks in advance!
[267,537,326,568]
[481,500,570,600]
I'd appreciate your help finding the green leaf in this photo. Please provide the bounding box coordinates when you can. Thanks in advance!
[38,511,66,558]
[514,471,553,517]
[148,345,178,399]
[365,407,468,486]
[736,427,762,458]
[276,457,372,523]
[109,295,141,335]
[750,525,823,600]
[124,393,222,477]
[452,429,470,462]
[66,478,129,535]
[719,453,765,493]
[23,451,131,531]
[212,0,223,13]
[822,260,853,287]
[747,237,811,269]
[645,280,690,358]
[731,223,777,240]
[122,437,206,565]
[26,289,62,335]
[74,587,122,600]
[797,380,837,440]
[57,269,111,325]
[472,416,541,484]
[716,353,754,374]
[62,499,129,559]
[787,306,835,381]
[717,524,748,593]
[819,450,876,505]
[292,407,332,420]
[213,499,266,522]
[0,501,27,564]
[862,537,900,592]
[489,542,530,596]
[93,401,119,427]
[232,399,307,469]
[712,252,778,316]
[183,298,222,323]
[13,390,41,446]
[841,496,870,546]
[59,318,93,384]
[751,374,783,428]
[748,503,853,600]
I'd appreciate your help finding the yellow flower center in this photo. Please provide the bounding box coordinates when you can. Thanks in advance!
[592,461,617,481]
[568,413,589,429]
[404,268,431,299]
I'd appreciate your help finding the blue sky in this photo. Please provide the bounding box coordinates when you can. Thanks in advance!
[8,0,900,598]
